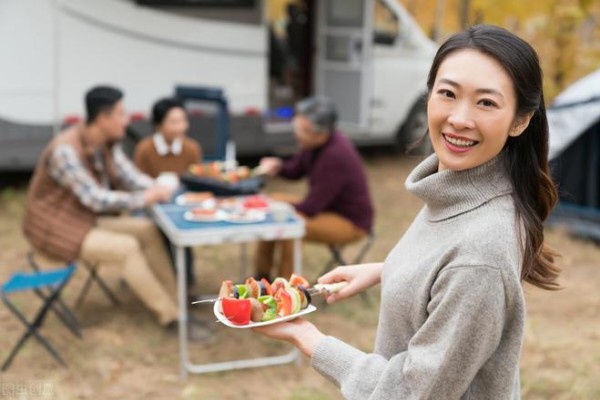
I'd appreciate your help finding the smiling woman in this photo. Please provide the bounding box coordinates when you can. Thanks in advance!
[252,24,560,400]
[427,49,532,171]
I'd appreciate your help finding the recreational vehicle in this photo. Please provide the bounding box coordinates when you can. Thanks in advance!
[0,0,436,169]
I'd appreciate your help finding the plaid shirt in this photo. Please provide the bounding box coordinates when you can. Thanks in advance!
[48,143,154,212]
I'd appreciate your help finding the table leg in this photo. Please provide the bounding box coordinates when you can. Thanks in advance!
[239,243,248,281]
[293,238,301,275]
[176,245,188,380]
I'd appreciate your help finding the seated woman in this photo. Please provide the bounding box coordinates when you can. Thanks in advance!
[256,96,374,280]
[134,97,202,295]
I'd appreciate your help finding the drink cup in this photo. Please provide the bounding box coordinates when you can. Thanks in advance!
[270,201,291,222]
[156,172,180,190]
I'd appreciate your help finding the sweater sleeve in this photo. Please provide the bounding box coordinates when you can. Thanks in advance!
[294,159,346,216]
[113,144,154,190]
[193,140,203,164]
[134,141,152,177]
[279,152,307,180]
[48,144,147,212]
[311,265,507,400]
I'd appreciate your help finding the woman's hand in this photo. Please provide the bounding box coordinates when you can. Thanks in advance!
[318,263,383,304]
[252,318,325,357]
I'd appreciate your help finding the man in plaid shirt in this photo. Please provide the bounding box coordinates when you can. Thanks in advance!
[24,86,208,339]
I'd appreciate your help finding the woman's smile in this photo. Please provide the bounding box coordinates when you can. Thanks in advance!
[441,132,479,153]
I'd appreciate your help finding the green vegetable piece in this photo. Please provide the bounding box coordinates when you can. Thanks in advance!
[262,308,277,322]
[236,284,249,299]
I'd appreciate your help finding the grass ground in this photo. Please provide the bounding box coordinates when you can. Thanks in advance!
[1,150,599,399]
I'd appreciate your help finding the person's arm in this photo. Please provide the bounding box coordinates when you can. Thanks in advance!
[133,141,152,177]
[112,144,154,190]
[279,152,307,180]
[48,144,147,212]
[294,158,346,216]
[319,263,383,304]
[254,262,383,351]
[191,139,202,164]
[310,265,508,399]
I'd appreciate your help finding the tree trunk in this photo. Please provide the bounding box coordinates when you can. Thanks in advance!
[431,0,445,41]
[459,0,472,28]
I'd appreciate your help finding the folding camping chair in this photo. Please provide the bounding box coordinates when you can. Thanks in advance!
[320,232,376,304]
[320,232,376,276]
[1,263,79,371]
[27,252,120,309]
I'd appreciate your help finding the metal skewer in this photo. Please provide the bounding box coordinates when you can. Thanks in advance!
[191,282,348,305]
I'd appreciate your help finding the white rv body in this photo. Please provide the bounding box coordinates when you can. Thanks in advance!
[0,0,436,169]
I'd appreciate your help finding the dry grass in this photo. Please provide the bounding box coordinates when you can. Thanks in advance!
[1,150,599,399]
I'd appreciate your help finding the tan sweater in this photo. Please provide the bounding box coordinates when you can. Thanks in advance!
[134,136,201,178]
[312,153,525,399]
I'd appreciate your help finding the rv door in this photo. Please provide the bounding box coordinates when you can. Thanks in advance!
[315,0,373,131]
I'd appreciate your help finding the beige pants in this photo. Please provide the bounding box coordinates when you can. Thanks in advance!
[256,194,366,279]
[79,216,178,326]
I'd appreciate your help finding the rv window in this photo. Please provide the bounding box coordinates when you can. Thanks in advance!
[136,0,256,5]
[133,0,262,25]
[373,0,399,46]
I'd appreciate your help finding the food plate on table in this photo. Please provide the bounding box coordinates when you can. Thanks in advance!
[241,195,270,211]
[223,210,266,224]
[175,191,214,206]
[216,197,239,211]
[183,208,227,223]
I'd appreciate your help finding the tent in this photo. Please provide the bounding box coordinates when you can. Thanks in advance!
[547,68,600,240]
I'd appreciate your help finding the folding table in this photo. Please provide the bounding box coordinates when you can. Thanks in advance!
[150,201,305,378]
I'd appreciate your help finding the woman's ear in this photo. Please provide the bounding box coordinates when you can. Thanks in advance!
[509,112,535,137]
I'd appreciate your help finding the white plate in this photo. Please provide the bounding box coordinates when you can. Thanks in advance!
[183,209,228,223]
[217,198,240,210]
[223,210,267,224]
[175,194,214,206]
[213,301,317,329]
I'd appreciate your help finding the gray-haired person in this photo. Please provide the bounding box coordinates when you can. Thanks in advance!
[256,96,374,280]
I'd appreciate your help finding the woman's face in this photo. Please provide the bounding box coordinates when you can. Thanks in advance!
[427,49,530,171]
[159,107,189,142]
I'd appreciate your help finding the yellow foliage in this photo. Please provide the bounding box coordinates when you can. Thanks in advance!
[398,0,600,101]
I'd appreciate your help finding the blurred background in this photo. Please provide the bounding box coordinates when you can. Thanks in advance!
[1,0,599,399]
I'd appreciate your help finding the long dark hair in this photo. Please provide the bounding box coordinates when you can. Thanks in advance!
[427,25,560,290]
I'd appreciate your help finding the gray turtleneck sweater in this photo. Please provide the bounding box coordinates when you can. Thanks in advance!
[311,154,525,399]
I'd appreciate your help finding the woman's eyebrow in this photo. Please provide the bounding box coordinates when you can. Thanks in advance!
[438,78,504,99]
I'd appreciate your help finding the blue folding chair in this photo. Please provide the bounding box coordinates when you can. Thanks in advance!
[1,264,80,371]
[27,252,120,310]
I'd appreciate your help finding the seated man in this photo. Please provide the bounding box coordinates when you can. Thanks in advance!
[256,96,374,280]
[22,86,201,335]
[134,97,202,295]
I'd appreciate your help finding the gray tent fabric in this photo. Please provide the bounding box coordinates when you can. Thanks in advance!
[547,68,600,241]
[548,68,600,160]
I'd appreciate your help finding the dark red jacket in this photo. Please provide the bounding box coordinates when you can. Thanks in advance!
[280,132,374,232]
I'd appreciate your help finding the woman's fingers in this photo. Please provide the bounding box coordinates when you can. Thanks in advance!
[318,266,348,284]
[252,318,307,341]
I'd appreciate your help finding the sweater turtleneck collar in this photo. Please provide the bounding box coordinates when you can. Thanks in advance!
[405,152,513,222]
